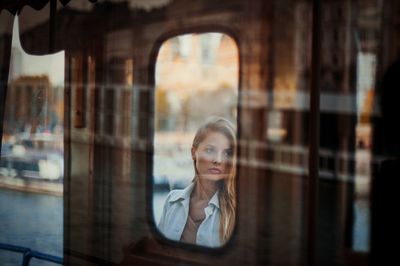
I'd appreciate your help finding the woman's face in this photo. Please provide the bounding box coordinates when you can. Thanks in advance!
[192,131,232,182]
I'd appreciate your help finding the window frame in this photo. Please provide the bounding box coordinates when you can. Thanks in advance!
[147,26,242,253]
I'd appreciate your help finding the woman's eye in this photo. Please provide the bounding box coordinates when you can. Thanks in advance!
[205,147,214,153]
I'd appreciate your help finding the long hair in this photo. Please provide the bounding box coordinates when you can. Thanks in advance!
[192,116,237,244]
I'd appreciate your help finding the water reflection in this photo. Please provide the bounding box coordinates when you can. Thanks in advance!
[0,188,63,265]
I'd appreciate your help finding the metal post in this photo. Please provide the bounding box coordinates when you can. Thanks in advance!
[307,0,322,266]
[49,0,57,53]
[22,250,32,266]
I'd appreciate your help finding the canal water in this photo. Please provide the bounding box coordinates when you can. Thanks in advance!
[0,188,63,266]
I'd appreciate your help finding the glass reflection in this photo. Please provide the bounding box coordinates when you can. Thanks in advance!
[0,17,64,264]
[1,17,64,191]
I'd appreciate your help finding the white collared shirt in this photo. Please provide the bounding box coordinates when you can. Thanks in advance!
[158,182,221,247]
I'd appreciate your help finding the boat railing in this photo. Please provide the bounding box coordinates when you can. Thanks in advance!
[0,243,63,265]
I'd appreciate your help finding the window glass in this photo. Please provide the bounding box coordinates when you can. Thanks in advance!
[0,17,64,264]
[153,33,238,248]
[317,0,381,257]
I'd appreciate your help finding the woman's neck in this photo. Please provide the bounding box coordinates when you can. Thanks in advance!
[193,178,219,201]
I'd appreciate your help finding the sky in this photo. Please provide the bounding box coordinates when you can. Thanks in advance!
[11,16,65,86]
[10,0,171,86]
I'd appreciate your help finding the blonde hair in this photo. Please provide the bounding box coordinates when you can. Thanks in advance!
[192,116,237,244]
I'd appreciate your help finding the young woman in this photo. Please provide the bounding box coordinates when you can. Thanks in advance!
[158,117,237,247]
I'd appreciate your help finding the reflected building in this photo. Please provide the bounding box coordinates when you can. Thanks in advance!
[156,33,238,131]
[292,0,381,174]
[4,75,63,137]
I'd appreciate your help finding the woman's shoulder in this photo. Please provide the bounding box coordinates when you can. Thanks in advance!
[165,189,180,200]
[165,183,195,203]
[165,188,185,202]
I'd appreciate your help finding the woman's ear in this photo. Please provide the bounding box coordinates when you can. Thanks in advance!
[191,147,196,161]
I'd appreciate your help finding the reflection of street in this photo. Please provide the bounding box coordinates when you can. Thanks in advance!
[153,137,372,254]
[152,170,371,261]
[353,199,370,252]
[355,148,371,197]
[353,148,371,252]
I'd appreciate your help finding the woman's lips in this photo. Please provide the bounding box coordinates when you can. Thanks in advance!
[208,168,222,174]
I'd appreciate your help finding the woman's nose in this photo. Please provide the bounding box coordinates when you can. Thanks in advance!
[213,152,223,164]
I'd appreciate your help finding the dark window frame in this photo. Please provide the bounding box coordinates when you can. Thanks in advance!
[147,27,242,253]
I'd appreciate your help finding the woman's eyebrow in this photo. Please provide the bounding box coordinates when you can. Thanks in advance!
[204,144,231,150]
[204,144,216,148]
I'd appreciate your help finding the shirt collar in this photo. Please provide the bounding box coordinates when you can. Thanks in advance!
[168,182,220,209]
[168,182,195,202]
[209,190,220,209]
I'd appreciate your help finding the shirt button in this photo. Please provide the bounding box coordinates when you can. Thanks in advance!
[206,209,213,216]
[174,227,179,232]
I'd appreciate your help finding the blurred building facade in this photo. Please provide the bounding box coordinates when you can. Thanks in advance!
[4,75,63,137]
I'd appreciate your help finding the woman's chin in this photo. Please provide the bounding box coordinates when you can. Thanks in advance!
[199,173,226,182]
